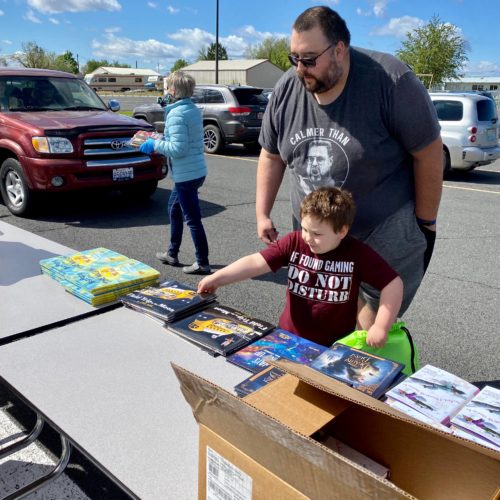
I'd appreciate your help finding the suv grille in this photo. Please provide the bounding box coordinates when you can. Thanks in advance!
[83,136,150,167]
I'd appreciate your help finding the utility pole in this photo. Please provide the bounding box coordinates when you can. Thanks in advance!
[215,0,219,84]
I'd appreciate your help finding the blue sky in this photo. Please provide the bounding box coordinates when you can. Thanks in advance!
[0,0,498,76]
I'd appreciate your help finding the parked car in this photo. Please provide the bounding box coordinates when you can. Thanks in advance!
[133,84,268,153]
[0,68,167,216]
[429,92,500,175]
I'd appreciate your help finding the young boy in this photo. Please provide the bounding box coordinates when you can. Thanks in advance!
[198,187,403,348]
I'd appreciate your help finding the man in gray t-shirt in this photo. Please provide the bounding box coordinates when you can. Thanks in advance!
[257,6,443,332]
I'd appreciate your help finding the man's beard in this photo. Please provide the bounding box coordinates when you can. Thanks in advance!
[298,58,343,94]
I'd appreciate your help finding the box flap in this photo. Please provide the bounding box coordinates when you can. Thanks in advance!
[172,363,412,499]
[243,373,351,436]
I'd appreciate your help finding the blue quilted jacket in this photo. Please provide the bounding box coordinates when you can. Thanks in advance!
[153,98,207,183]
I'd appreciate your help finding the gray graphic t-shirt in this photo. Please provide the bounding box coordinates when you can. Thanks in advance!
[259,47,440,234]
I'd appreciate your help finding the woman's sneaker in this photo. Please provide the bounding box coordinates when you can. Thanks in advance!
[182,262,211,275]
[156,252,180,266]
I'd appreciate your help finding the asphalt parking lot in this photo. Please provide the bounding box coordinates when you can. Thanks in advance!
[1,149,499,498]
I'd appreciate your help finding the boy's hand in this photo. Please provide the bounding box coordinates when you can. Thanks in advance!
[366,324,388,349]
[197,275,218,294]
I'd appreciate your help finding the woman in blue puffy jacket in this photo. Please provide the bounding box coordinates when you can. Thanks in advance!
[140,71,210,275]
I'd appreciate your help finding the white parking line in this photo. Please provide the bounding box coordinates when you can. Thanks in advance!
[443,184,500,195]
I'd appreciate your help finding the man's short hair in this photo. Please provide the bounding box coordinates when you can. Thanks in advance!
[293,6,351,47]
[300,187,356,232]
[165,71,196,99]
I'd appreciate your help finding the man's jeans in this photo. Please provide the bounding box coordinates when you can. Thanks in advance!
[167,176,209,266]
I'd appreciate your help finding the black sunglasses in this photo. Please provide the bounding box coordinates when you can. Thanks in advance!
[288,43,335,68]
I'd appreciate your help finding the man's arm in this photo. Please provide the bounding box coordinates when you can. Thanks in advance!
[256,148,286,243]
[412,136,443,231]
[197,253,271,294]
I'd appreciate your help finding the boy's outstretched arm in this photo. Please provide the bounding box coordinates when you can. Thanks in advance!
[366,276,404,348]
[197,253,271,294]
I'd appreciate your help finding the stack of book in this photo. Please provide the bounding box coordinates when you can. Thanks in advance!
[310,343,406,400]
[227,328,326,373]
[40,247,160,306]
[385,365,499,451]
[167,304,275,356]
[128,130,163,148]
[121,279,216,323]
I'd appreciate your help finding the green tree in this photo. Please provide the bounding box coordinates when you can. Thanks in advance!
[396,15,469,86]
[245,36,291,71]
[197,43,228,61]
[171,59,189,72]
[13,41,51,68]
[54,51,79,74]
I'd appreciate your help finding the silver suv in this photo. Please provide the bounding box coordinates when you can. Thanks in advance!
[430,92,500,174]
[132,84,268,154]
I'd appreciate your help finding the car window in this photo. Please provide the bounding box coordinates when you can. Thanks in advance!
[433,100,463,121]
[204,89,225,104]
[192,88,205,103]
[476,99,497,121]
[232,89,268,106]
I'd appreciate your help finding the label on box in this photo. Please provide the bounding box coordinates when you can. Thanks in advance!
[206,446,252,500]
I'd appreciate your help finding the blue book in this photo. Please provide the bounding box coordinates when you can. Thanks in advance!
[227,328,326,373]
[310,343,405,399]
[234,367,286,397]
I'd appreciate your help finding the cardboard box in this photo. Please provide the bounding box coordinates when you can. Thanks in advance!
[173,359,500,500]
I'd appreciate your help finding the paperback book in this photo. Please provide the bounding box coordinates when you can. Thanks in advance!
[128,130,163,147]
[310,343,405,400]
[227,328,326,373]
[234,366,285,397]
[167,304,275,356]
[385,364,479,425]
[121,279,216,322]
[449,385,500,451]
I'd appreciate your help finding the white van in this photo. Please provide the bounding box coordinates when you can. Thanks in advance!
[430,92,500,173]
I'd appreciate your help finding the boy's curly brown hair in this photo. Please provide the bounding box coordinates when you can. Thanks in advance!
[299,187,356,233]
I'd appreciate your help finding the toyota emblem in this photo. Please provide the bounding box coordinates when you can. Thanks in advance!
[111,139,126,150]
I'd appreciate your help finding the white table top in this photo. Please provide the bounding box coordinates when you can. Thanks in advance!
[0,306,248,499]
[0,221,96,340]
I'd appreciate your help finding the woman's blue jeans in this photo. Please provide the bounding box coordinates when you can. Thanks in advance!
[167,176,209,266]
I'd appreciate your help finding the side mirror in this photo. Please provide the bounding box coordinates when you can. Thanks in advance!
[108,99,120,112]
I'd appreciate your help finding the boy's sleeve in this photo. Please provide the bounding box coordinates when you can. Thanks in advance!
[260,233,294,272]
[358,242,399,290]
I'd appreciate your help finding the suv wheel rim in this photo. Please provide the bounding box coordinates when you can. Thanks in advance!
[5,170,25,208]
[204,130,217,150]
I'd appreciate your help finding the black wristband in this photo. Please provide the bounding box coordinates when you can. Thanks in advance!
[416,217,436,227]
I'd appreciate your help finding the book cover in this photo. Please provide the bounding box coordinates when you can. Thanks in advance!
[168,304,275,356]
[310,343,405,399]
[226,328,326,373]
[121,279,216,322]
[450,385,500,449]
[233,366,285,397]
[385,364,479,425]
[40,248,160,294]
[450,425,500,452]
[128,130,163,147]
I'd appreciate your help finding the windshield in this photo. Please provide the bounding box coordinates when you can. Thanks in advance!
[0,76,107,112]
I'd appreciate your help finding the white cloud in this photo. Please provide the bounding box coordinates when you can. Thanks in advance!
[167,5,179,14]
[24,9,42,23]
[147,1,157,7]
[92,33,180,63]
[105,26,121,33]
[371,16,424,38]
[2,39,13,45]
[465,60,500,75]
[356,0,389,18]
[0,9,4,16]
[27,0,121,15]
[49,17,59,24]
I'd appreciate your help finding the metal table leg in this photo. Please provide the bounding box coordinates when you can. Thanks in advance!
[0,414,44,460]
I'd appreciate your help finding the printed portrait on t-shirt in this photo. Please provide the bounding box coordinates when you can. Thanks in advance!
[290,138,349,198]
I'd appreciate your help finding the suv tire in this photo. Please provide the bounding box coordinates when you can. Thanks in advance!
[203,124,223,154]
[0,158,34,216]
[442,149,451,177]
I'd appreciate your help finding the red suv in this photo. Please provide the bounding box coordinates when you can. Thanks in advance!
[0,68,167,216]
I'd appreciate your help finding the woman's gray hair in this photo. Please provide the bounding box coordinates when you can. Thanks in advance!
[165,70,196,98]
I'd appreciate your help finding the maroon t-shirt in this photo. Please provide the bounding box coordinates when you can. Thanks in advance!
[260,232,399,346]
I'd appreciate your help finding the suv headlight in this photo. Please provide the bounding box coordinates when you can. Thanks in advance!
[32,136,74,154]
